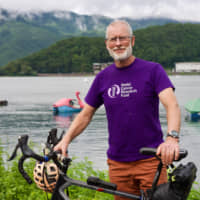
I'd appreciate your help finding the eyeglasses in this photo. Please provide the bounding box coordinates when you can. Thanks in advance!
[106,36,131,43]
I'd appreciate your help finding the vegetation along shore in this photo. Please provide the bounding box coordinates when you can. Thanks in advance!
[0,23,200,76]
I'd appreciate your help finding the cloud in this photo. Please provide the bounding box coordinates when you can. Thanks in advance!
[0,0,199,22]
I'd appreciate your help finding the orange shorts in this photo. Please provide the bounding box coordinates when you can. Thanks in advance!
[107,157,167,200]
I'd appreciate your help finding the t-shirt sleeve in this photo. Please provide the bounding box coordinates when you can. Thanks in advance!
[84,75,104,108]
[153,64,175,94]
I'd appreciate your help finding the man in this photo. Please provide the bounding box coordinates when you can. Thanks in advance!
[54,20,181,199]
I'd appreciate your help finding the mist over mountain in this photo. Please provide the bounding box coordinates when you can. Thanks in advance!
[0,7,188,67]
[0,8,181,32]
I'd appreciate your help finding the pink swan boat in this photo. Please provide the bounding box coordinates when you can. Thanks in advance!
[53,91,84,114]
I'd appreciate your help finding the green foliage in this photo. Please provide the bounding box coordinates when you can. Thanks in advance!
[0,21,66,67]
[65,157,113,200]
[188,183,200,200]
[0,60,37,76]
[134,23,200,68]
[1,36,112,75]
[0,157,50,200]
[1,23,200,76]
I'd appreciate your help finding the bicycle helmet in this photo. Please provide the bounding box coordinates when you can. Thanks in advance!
[33,161,59,193]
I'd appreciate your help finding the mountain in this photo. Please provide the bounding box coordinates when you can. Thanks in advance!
[1,23,200,76]
[0,8,182,67]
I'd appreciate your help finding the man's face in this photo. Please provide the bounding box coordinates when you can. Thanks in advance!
[106,24,134,61]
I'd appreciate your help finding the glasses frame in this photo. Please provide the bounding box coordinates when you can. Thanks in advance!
[106,36,132,43]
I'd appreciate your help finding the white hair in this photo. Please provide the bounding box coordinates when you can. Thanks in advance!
[105,20,133,39]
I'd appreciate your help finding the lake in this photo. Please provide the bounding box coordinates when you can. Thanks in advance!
[0,75,200,182]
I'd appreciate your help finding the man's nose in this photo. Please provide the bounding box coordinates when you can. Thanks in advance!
[115,38,121,45]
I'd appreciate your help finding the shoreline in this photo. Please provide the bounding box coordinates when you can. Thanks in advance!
[0,72,200,77]
[37,73,94,77]
[38,72,200,77]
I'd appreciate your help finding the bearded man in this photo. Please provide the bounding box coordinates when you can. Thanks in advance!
[54,20,181,200]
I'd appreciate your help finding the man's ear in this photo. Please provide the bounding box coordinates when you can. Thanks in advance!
[131,36,135,47]
[105,39,109,50]
[105,39,108,46]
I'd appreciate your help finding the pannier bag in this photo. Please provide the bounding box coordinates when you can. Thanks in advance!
[151,162,197,200]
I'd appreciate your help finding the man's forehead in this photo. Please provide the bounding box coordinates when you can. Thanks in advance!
[109,22,127,29]
[107,24,129,35]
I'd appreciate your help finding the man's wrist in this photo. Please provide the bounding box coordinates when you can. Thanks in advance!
[167,130,179,142]
[166,136,179,143]
[167,130,179,138]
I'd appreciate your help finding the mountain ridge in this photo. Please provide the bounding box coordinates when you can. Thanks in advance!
[0,7,195,67]
[1,23,200,76]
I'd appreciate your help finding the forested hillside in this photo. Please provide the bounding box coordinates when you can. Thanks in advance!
[134,23,200,68]
[0,21,65,67]
[0,8,180,66]
[1,23,200,76]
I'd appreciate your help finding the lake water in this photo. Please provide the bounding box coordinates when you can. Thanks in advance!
[0,75,200,182]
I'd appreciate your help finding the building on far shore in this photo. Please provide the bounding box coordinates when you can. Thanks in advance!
[175,62,200,73]
[93,62,112,74]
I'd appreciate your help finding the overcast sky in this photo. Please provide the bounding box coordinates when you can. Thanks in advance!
[0,0,200,22]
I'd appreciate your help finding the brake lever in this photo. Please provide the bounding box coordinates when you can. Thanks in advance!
[8,134,46,184]
[8,130,70,184]
[9,135,43,159]
[8,143,20,161]
[8,135,30,161]
[47,128,64,149]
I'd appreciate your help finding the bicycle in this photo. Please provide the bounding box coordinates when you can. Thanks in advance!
[8,128,197,200]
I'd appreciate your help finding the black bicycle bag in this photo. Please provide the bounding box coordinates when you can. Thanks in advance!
[150,162,197,200]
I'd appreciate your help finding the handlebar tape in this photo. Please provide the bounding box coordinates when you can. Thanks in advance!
[139,147,188,161]
[18,153,46,184]
[19,155,33,184]
[87,176,117,190]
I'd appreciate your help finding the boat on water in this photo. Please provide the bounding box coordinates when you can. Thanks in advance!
[185,98,200,121]
[0,100,8,106]
[53,91,84,114]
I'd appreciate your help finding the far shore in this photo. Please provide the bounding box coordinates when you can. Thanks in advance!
[37,72,200,77]
[0,72,199,77]
[0,74,93,77]
[37,73,94,77]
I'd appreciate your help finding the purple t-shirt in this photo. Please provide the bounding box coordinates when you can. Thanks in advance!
[85,58,174,162]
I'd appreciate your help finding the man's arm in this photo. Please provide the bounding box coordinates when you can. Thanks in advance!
[157,87,181,165]
[54,103,97,157]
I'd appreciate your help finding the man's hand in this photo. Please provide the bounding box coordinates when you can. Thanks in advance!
[53,104,97,157]
[156,137,179,166]
[54,138,69,157]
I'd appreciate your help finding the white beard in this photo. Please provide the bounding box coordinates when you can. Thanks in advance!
[107,43,132,61]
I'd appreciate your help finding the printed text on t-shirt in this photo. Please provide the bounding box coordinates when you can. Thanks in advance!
[108,83,137,98]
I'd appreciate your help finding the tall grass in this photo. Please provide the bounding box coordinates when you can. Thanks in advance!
[188,182,200,200]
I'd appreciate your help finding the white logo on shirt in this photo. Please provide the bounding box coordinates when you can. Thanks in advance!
[108,84,120,98]
[108,83,137,98]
